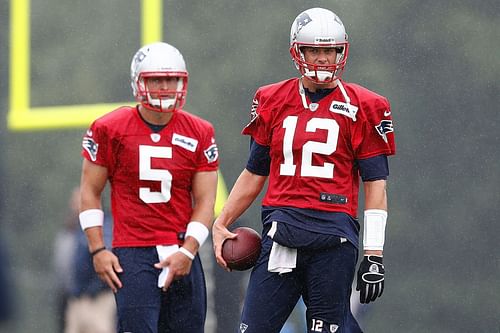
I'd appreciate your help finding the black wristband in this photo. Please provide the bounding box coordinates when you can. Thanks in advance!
[90,246,106,257]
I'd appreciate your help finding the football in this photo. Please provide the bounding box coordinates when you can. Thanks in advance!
[222,227,262,271]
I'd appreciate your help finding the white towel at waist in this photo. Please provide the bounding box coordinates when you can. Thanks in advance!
[267,221,297,274]
[156,245,179,288]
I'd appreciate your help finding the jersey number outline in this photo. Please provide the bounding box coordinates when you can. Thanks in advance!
[280,116,339,178]
[139,145,173,203]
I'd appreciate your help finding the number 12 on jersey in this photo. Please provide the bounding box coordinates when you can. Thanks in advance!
[280,116,339,178]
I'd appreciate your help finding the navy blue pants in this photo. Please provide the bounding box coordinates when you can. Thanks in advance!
[239,231,362,333]
[113,247,206,333]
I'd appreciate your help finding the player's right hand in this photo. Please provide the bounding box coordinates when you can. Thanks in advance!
[92,250,123,293]
[212,219,237,270]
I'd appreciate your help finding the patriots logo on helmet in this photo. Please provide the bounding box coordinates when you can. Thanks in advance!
[82,137,98,162]
[204,144,219,163]
[131,50,147,76]
[292,12,312,42]
[375,120,394,143]
[133,50,147,64]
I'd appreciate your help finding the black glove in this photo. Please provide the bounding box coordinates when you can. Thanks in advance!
[356,255,384,304]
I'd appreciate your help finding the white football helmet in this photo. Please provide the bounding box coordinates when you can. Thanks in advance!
[290,8,349,83]
[130,42,188,112]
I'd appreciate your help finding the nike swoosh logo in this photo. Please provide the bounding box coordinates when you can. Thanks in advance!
[384,110,391,116]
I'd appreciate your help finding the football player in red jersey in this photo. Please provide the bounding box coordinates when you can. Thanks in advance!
[212,8,395,333]
[79,42,218,333]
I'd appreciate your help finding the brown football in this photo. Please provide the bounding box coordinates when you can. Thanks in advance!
[222,227,262,271]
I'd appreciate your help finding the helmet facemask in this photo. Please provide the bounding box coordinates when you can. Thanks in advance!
[290,43,349,84]
[136,71,188,113]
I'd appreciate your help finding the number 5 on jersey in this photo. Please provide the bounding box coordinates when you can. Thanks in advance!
[139,145,173,203]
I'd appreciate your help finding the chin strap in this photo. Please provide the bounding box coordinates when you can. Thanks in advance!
[298,79,309,109]
[336,79,350,105]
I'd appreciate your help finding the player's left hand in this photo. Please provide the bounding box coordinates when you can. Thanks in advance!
[356,255,384,304]
[154,251,193,291]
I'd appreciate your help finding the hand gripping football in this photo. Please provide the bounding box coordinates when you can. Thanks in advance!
[222,227,262,271]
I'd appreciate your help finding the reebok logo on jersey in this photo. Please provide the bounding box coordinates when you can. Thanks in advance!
[329,101,358,121]
[172,133,198,152]
[204,144,219,163]
[82,137,98,162]
[375,120,394,143]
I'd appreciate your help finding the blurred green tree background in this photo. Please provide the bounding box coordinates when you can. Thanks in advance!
[0,0,499,332]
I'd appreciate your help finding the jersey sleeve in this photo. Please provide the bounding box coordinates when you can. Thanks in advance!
[81,120,112,168]
[241,88,272,146]
[353,96,396,159]
[246,138,271,176]
[195,123,219,172]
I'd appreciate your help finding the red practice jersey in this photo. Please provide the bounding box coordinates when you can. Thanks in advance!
[82,106,219,247]
[243,78,396,217]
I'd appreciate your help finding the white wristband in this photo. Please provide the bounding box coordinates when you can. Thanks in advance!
[185,221,209,247]
[363,209,387,251]
[79,209,104,231]
[178,247,195,260]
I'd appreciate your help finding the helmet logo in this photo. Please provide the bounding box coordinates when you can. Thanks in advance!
[133,50,147,64]
[132,51,147,75]
[292,12,312,42]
